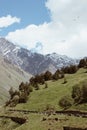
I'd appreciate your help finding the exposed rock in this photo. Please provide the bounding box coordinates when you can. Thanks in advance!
[0,38,79,75]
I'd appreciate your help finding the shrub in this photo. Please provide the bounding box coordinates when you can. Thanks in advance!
[44,82,48,89]
[72,84,82,104]
[60,73,65,79]
[63,77,67,84]
[11,95,19,106]
[72,81,87,104]
[28,85,33,92]
[44,104,55,112]
[19,82,31,95]
[19,82,25,91]
[61,65,78,74]
[80,81,87,103]
[9,87,14,99]
[29,77,35,86]
[5,100,11,106]
[52,70,60,80]
[78,58,87,68]
[7,81,32,107]
[44,71,52,81]
[19,91,28,103]
[34,74,45,84]
[59,96,73,109]
[34,83,39,90]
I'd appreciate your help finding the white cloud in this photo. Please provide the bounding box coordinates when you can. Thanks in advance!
[0,15,20,28]
[6,0,87,58]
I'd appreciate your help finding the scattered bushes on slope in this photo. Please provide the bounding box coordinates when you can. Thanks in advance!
[6,82,33,107]
[59,80,87,109]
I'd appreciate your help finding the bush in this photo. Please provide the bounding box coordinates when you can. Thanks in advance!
[28,85,33,92]
[44,82,48,89]
[72,84,82,104]
[34,83,39,90]
[63,77,67,84]
[78,59,87,68]
[61,65,78,74]
[44,71,52,81]
[19,82,32,95]
[9,87,14,99]
[44,104,55,112]
[59,96,73,109]
[52,70,64,80]
[7,81,32,107]
[11,95,19,106]
[30,74,45,86]
[29,77,35,86]
[19,91,28,103]
[52,70,59,80]
[80,81,87,103]
[72,81,87,104]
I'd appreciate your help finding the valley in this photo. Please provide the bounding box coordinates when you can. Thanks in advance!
[0,0,86,130]
[0,38,86,130]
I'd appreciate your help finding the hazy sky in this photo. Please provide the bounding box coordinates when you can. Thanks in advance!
[0,0,87,58]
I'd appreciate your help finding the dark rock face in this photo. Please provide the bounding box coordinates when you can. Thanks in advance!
[0,38,79,75]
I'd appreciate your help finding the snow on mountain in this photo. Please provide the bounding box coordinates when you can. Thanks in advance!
[46,53,78,68]
[0,38,79,75]
[0,38,23,66]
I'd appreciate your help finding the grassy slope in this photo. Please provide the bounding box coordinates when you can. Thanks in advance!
[16,68,87,111]
[0,68,87,130]
[0,57,31,105]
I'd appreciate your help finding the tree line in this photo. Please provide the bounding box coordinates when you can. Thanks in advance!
[5,58,87,107]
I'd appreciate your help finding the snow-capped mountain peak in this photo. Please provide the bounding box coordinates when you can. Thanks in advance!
[0,38,79,75]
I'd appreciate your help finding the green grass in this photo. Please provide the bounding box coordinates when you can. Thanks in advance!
[1,68,87,130]
[1,113,86,130]
[15,114,87,130]
[16,68,87,111]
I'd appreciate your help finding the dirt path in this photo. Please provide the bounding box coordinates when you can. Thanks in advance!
[8,109,87,118]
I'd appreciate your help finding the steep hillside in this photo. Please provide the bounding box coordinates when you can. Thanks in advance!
[0,56,31,105]
[15,68,87,111]
[0,68,87,130]
[0,38,79,75]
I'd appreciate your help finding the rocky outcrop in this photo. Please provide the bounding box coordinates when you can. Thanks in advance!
[0,38,79,75]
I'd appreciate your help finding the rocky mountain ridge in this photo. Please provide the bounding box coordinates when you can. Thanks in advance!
[0,38,79,75]
[0,55,31,105]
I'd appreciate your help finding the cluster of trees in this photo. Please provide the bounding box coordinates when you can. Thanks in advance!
[61,65,78,74]
[60,58,87,75]
[29,64,79,88]
[29,70,65,88]
[6,82,33,107]
[6,58,87,108]
[59,81,87,109]
[78,58,87,68]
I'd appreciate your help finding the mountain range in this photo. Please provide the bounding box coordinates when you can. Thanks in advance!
[0,38,79,75]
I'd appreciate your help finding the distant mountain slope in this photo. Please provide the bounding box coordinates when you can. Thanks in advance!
[0,56,31,105]
[0,38,79,75]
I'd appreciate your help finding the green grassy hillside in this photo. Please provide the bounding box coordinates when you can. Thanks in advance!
[0,57,32,105]
[16,68,87,111]
[0,68,87,130]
